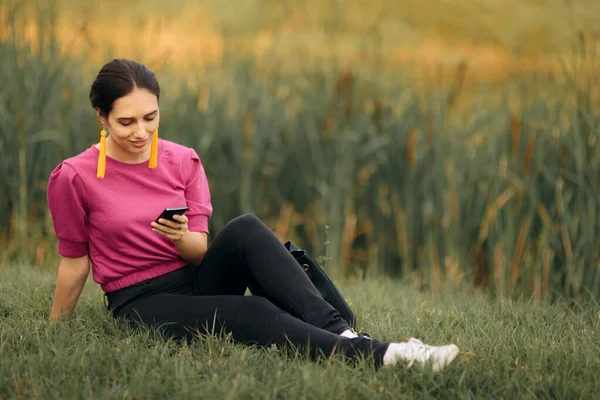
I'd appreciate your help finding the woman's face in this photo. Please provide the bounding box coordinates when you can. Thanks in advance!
[97,87,160,159]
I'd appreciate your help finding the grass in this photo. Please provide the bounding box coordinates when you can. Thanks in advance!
[1,263,599,399]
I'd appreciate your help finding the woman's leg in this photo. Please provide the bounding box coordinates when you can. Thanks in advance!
[109,266,460,372]
[117,290,390,368]
[192,214,351,335]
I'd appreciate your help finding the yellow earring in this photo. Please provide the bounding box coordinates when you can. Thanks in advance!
[97,127,107,178]
[149,127,158,169]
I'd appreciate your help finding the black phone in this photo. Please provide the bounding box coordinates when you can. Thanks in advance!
[155,206,189,223]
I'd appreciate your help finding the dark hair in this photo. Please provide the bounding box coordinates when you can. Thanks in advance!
[89,59,160,117]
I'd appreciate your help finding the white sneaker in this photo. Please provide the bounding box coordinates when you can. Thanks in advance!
[383,337,460,372]
[339,329,372,339]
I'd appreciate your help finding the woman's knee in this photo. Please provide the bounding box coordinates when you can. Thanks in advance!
[227,213,265,231]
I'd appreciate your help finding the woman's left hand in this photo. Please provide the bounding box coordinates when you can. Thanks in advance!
[151,214,188,242]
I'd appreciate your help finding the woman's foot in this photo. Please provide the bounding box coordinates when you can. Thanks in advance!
[383,338,459,372]
[339,329,371,339]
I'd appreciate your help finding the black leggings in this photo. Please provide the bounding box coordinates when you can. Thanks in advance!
[105,214,390,368]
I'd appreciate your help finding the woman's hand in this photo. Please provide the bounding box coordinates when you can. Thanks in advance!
[151,214,208,265]
[151,214,188,242]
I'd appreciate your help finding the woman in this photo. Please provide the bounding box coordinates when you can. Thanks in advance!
[47,58,460,372]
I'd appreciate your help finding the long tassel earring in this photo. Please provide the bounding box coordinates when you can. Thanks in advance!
[149,127,158,169]
[97,127,108,178]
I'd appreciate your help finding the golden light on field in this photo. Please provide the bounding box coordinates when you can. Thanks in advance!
[5,0,598,83]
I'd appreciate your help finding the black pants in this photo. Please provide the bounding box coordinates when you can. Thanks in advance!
[105,214,390,368]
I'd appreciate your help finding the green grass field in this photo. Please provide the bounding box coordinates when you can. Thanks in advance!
[1,263,598,399]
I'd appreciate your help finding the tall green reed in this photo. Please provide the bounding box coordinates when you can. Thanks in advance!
[0,2,598,302]
[0,0,93,263]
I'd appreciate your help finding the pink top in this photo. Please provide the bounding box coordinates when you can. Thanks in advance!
[47,139,213,292]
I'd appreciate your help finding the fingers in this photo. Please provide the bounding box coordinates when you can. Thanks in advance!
[151,214,188,241]
[151,223,186,240]
[170,214,188,225]
[152,222,183,233]
[155,214,187,229]
[156,218,183,229]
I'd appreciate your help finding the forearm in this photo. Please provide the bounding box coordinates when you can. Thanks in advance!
[50,264,89,322]
[174,231,208,265]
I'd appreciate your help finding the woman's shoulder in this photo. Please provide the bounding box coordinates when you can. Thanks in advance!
[50,145,97,180]
[47,146,97,200]
[160,139,202,161]
[159,140,207,181]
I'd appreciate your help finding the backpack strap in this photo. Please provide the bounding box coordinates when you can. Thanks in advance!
[284,240,357,330]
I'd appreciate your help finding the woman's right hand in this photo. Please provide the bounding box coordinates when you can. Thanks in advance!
[49,255,90,324]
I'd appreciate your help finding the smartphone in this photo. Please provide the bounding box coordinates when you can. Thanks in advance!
[155,206,189,223]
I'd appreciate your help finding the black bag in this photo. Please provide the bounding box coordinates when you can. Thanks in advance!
[284,240,357,330]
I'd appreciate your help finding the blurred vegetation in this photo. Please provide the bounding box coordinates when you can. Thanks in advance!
[1,0,599,302]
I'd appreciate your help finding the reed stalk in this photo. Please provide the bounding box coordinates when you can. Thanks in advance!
[1,1,599,301]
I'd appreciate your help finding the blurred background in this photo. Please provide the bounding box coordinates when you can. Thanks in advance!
[1,0,599,301]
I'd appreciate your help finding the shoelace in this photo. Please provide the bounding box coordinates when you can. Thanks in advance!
[404,338,433,368]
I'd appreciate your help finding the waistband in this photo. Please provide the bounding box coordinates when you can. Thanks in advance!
[104,264,193,314]
[101,260,187,292]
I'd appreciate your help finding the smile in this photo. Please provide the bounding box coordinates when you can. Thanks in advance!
[131,139,148,148]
